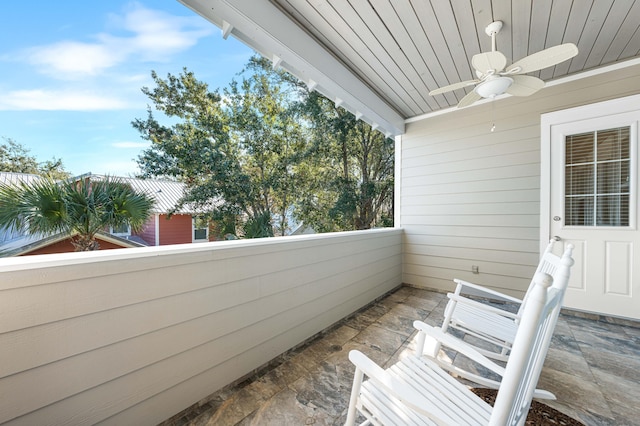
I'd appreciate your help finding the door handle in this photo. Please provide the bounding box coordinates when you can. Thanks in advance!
[552,236,561,241]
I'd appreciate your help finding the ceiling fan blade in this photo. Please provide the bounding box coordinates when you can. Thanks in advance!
[506,75,545,96]
[457,91,482,108]
[506,43,578,74]
[429,79,479,96]
[471,51,507,74]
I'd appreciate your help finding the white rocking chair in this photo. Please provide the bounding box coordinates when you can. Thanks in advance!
[419,242,574,399]
[436,240,568,362]
[345,268,570,426]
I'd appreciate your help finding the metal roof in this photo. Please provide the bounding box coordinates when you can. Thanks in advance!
[0,172,43,187]
[118,176,193,214]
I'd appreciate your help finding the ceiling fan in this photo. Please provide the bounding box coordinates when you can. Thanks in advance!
[429,21,579,108]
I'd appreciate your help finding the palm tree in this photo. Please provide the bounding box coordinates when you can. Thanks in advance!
[0,176,155,251]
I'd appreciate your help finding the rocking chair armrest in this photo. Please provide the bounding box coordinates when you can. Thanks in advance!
[413,321,506,377]
[348,350,450,423]
[349,349,387,379]
[447,293,522,320]
[453,279,523,304]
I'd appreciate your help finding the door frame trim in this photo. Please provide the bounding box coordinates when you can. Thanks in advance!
[540,93,640,254]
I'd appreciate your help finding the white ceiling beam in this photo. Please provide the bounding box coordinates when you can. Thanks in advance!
[272,54,283,70]
[178,0,405,136]
[221,20,233,39]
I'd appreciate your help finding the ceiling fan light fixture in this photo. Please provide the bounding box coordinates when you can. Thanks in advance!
[474,76,514,98]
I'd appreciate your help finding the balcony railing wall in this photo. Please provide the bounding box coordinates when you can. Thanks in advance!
[0,228,401,425]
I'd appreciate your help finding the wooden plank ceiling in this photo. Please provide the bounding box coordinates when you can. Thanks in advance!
[272,0,640,118]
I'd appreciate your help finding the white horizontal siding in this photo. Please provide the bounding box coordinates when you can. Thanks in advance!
[0,228,401,425]
[401,63,640,296]
[401,189,540,206]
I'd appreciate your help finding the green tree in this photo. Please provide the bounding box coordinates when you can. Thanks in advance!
[295,92,394,231]
[134,59,307,238]
[0,137,69,180]
[133,68,245,237]
[134,56,394,237]
[225,58,307,236]
[0,177,155,251]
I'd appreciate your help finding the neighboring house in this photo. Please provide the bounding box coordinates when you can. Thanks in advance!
[0,172,215,256]
[106,174,215,246]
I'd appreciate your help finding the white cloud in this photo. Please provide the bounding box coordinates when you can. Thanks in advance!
[0,89,130,111]
[116,6,212,59]
[27,41,125,76]
[23,4,213,78]
[112,141,149,148]
[0,4,216,112]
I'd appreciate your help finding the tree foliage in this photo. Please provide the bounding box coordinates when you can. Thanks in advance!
[0,137,70,180]
[0,177,155,251]
[296,92,394,232]
[134,56,393,237]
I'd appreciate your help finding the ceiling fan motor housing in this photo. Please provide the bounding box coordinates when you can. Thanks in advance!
[474,76,513,98]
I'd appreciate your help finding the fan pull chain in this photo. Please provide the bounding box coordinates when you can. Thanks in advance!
[490,99,496,132]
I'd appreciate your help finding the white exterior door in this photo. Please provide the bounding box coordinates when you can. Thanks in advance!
[542,95,640,320]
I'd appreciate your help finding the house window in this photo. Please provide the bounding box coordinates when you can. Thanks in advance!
[110,223,131,236]
[565,126,630,227]
[193,216,209,242]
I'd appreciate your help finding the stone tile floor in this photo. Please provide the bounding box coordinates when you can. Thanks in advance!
[160,286,640,426]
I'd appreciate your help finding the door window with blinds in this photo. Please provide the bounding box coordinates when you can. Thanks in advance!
[565,126,631,227]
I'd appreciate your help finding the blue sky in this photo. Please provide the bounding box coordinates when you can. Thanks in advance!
[0,1,253,176]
